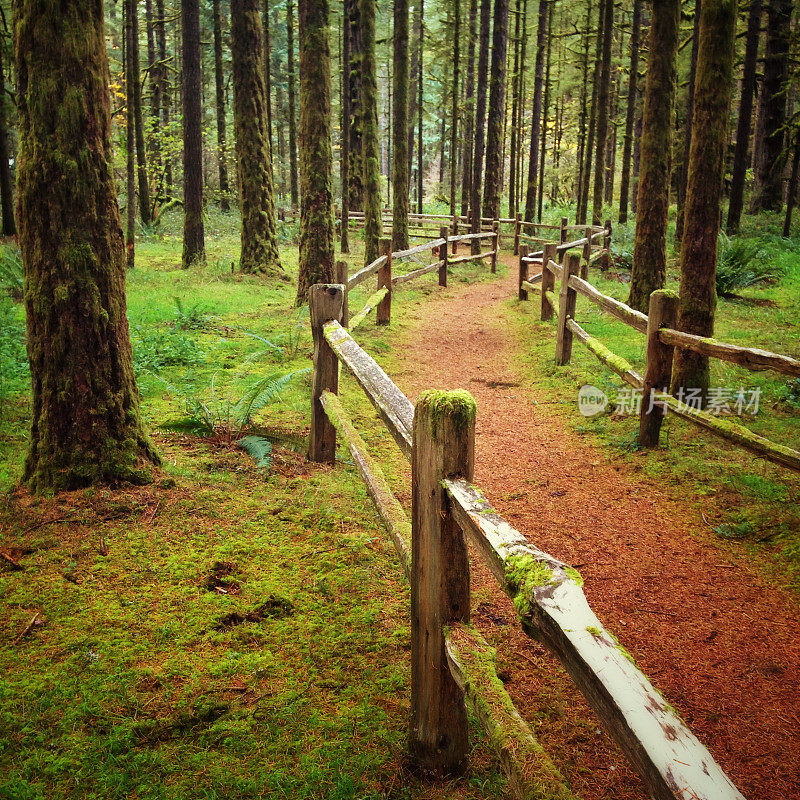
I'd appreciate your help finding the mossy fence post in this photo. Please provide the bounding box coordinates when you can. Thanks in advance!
[518,245,530,301]
[309,284,344,462]
[541,242,556,321]
[639,289,678,447]
[439,225,449,287]
[582,225,592,280]
[409,390,475,775]
[602,219,612,271]
[335,260,349,327]
[513,212,521,255]
[555,253,579,366]
[491,220,499,273]
[559,216,568,246]
[377,238,392,325]
[452,215,459,254]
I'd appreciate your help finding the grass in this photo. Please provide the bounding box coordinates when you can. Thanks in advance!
[0,207,510,800]
[506,204,800,591]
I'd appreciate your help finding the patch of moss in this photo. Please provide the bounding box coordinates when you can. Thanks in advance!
[416,388,477,439]
[505,553,556,617]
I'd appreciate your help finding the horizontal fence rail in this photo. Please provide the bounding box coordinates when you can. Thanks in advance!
[308,282,746,800]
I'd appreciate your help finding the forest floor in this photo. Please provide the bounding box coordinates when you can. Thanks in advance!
[378,251,800,800]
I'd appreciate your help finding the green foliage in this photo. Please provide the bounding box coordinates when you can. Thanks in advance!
[236,435,273,470]
[714,521,756,540]
[0,298,29,417]
[233,368,311,428]
[172,296,214,330]
[715,233,788,295]
[130,325,205,374]
[0,244,23,302]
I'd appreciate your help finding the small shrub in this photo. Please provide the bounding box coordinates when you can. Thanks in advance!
[130,325,205,373]
[716,234,786,296]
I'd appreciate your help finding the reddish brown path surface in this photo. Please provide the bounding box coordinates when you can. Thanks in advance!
[394,260,800,800]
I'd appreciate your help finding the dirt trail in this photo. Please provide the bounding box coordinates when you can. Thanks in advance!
[395,259,800,800]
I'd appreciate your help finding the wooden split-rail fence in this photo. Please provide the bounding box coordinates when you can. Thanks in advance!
[518,239,800,472]
[307,272,746,798]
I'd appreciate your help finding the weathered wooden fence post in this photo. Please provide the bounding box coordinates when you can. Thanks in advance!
[452,215,459,254]
[518,245,530,301]
[602,219,612,271]
[491,220,499,273]
[309,284,344,463]
[335,260,349,328]
[559,216,568,247]
[409,389,475,775]
[439,225,449,287]
[639,289,678,448]
[555,253,579,366]
[581,226,592,280]
[514,212,522,255]
[541,242,556,321]
[377,238,392,326]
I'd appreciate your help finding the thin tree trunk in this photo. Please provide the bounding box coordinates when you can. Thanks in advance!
[783,133,800,236]
[672,0,737,395]
[508,0,522,217]
[129,0,152,225]
[287,0,300,210]
[524,0,548,223]
[417,0,424,214]
[592,0,613,224]
[470,0,491,250]
[577,0,603,224]
[482,0,509,218]
[726,0,762,232]
[393,0,409,249]
[145,0,161,211]
[155,0,172,194]
[361,0,382,263]
[618,0,641,223]
[182,0,206,267]
[213,0,231,211]
[264,0,274,157]
[575,0,592,208]
[449,0,461,214]
[674,0,701,244]
[125,1,136,267]
[627,0,679,312]
[537,0,552,221]
[460,0,478,217]
[16,0,160,492]
[347,0,364,210]
[0,37,14,236]
[297,0,335,300]
[341,0,351,251]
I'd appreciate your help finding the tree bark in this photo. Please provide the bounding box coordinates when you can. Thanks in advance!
[417,0,424,214]
[524,0,548,223]
[577,0,603,224]
[360,0,382,264]
[340,1,351,251]
[393,0,410,250]
[124,0,136,268]
[155,0,172,194]
[128,0,152,225]
[449,0,461,215]
[231,0,283,276]
[264,0,274,158]
[482,0,509,219]
[213,0,231,211]
[783,133,800,236]
[618,0,641,223]
[460,0,478,218]
[0,33,14,236]
[15,0,160,492]
[287,0,300,210]
[297,0,335,301]
[575,0,592,208]
[672,0,737,395]
[627,0,679,312]
[537,0,552,221]
[592,0,613,225]
[508,0,522,217]
[470,0,491,250]
[182,0,206,267]
[347,0,364,210]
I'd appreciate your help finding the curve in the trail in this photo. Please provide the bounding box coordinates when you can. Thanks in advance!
[393,258,800,800]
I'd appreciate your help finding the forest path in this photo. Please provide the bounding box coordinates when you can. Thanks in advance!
[393,254,800,800]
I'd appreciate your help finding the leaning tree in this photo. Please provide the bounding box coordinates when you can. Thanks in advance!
[15,0,160,492]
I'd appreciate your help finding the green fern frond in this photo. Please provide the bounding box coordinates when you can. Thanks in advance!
[236,435,273,470]
[234,368,310,427]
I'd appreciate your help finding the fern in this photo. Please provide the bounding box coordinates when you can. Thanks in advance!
[0,245,23,301]
[234,368,311,427]
[236,435,273,470]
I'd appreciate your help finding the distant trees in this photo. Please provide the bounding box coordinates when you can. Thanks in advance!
[393,0,410,250]
[360,0,382,264]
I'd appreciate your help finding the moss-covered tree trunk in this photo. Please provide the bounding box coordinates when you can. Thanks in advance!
[574,0,591,207]
[416,3,423,214]
[592,0,613,225]
[618,0,641,223]
[263,0,274,158]
[346,0,364,211]
[481,0,509,219]
[155,0,172,194]
[524,0,548,224]
[182,0,206,267]
[0,39,14,236]
[231,0,284,276]
[537,0,552,221]
[124,1,136,269]
[15,0,160,493]
[470,0,490,252]
[392,0,410,250]
[360,0,382,264]
[577,0,603,224]
[672,0,737,396]
[128,0,152,225]
[448,0,461,215]
[626,0,679,312]
[726,0,762,233]
[507,0,521,218]
[340,2,351,252]
[213,0,231,212]
[296,0,335,301]
[749,0,790,213]
[460,0,478,218]
[287,0,300,210]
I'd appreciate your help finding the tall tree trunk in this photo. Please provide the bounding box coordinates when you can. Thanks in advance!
[297,0,335,300]
[182,0,206,267]
[155,0,172,194]
[592,0,612,224]
[393,0,410,249]
[482,0,509,218]
[341,1,351,251]
[129,0,152,225]
[508,0,522,217]
[0,35,14,236]
[783,133,800,236]
[726,0,762,231]
[231,0,283,275]
[618,0,641,223]
[537,0,552,221]
[287,0,300,210]
[524,0,548,222]
[264,0,274,158]
[361,0,382,264]
[449,0,461,214]
[626,0,679,312]
[575,0,592,208]
[577,0,603,224]
[125,0,136,267]
[15,0,160,492]
[347,0,364,210]
[750,0,791,212]
[460,0,478,217]
[470,0,491,250]
[213,0,231,211]
[417,0,424,214]
[604,23,620,204]
[145,0,161,209]
[672,0,737,395]
[674,0,701,245]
